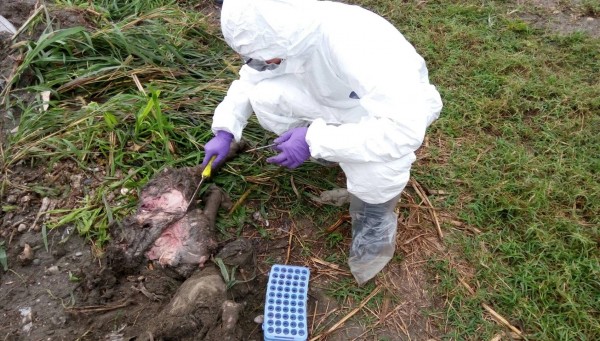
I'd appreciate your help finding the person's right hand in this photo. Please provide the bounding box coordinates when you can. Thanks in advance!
[202,131,233,166]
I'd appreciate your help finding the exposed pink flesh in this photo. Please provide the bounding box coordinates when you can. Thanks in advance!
[140,189,187,213]
[198,255,208,267]
[146,219,188,265]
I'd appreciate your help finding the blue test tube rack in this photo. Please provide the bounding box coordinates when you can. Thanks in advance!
[263,264,310,341]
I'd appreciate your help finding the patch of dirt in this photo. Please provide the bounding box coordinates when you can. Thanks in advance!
[516,0,600,37]
[186,0,223,27]
[0,0,36,29]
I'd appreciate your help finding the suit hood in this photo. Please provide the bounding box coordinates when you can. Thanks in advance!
[220,0,321,60]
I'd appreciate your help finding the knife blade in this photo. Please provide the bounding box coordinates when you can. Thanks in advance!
[185,155,215,212]
[246,143,277,152]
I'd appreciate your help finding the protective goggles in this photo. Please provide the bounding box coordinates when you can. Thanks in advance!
[241,56,282,72]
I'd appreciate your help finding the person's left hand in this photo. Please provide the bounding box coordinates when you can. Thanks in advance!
[267,127,310,169]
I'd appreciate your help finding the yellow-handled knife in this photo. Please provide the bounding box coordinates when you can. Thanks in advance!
[185,156,215,212]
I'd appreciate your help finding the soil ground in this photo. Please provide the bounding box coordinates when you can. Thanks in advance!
[518,0,600,37]
[1,1,598,341]
[0,159,447,340]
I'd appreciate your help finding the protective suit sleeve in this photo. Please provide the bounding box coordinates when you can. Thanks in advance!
[305,10,442,164]
[212,65,284,142]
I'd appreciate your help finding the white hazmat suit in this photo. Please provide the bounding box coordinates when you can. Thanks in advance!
[211,0,443,284]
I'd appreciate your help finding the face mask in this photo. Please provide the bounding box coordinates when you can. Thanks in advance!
[242,56,283,72]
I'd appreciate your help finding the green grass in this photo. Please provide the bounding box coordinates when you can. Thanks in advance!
[1,0,599,340]
[326,278,381,308]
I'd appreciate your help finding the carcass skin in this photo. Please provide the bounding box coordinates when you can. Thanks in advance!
[137,239,255,341]
[78,142,258,339]
[106,174,227,277]
[143,186,224,275]
[140,266,227,340]
[104,141,244,276]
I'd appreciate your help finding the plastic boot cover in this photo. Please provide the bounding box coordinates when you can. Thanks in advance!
[348,194,400,285]
[0,15,17,34]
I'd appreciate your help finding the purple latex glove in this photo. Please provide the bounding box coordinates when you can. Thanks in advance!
[267,127,310,169]
[203,131,233,166]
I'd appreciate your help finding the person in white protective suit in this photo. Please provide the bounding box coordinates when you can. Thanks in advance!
[203,0,443,284]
